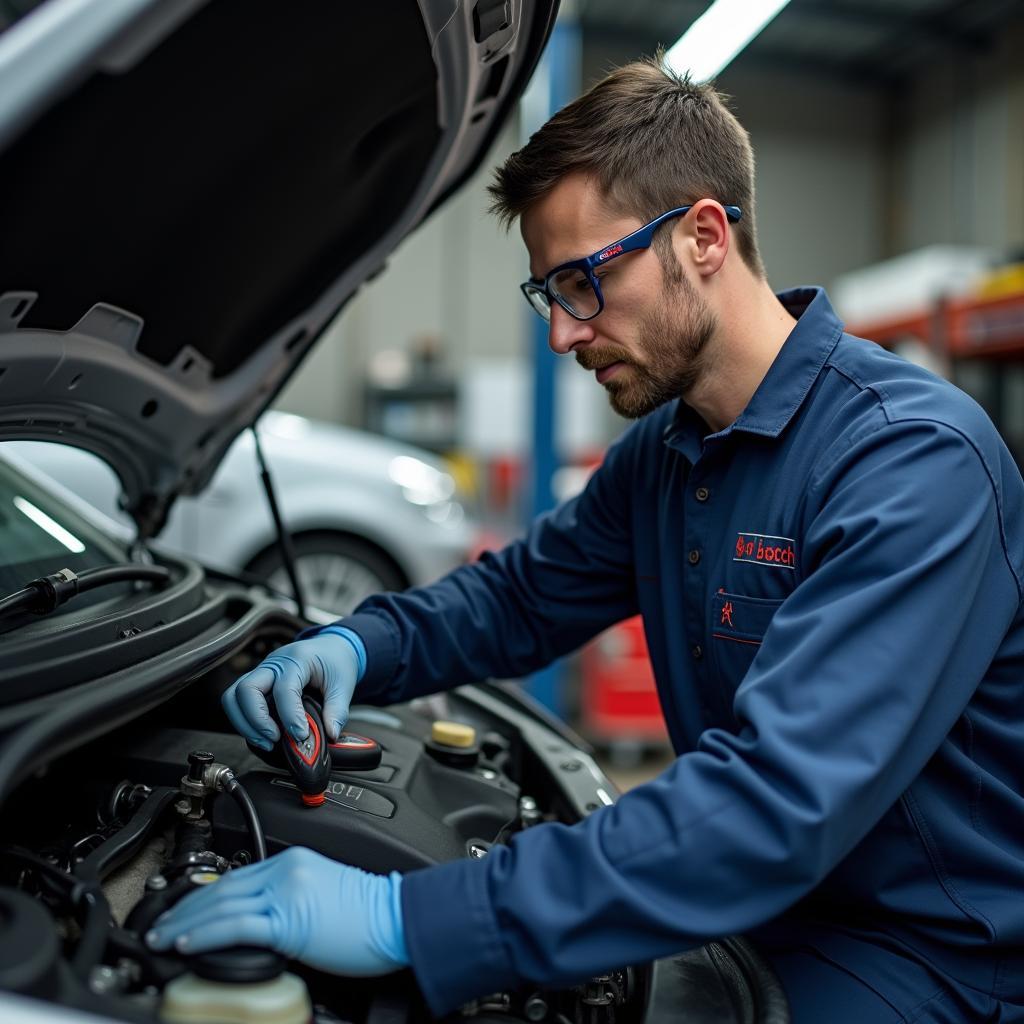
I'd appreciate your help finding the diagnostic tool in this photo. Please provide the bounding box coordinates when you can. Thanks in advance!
[247,695,331,806]
[283,695,331,806]
[246,697,382,805]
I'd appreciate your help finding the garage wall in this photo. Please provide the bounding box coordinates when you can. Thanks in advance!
[711,65,887,293]
[889,19,1024,254]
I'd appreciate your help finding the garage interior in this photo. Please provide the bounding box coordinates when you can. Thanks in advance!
[271,0,1024,779]
[2,2,1024,1021]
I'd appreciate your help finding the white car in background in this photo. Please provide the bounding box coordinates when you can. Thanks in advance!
[8,411,474,614]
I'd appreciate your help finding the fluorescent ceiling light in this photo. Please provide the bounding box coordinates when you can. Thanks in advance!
[13,496,85,553]
[664,0,791,83]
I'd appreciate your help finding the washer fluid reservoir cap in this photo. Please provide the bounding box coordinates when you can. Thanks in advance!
[431,721,476,748]
[190,947,286,984]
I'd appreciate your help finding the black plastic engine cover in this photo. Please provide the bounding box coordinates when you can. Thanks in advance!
[212,717,520,873]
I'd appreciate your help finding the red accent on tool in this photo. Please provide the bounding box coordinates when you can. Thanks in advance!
[327,732,382,770]
[288,713,322,767]
[329,734,374,749]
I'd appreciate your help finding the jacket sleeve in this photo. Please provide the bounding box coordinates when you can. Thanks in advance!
[329,425,643,705]
[400,418,1022,1014]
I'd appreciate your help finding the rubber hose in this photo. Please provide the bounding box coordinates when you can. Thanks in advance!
[0,587,37,617]
[77,565,170,594]
[225,776,267,862]
[69,883,111,983]
[74,787,178,884]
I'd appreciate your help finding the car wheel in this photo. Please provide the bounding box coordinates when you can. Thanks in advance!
[247,533,408,616]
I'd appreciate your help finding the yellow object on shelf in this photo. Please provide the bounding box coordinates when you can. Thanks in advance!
[975,263,1024,300]
[443,451,479,499]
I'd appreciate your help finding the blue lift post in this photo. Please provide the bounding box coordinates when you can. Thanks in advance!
[522,10,581,716]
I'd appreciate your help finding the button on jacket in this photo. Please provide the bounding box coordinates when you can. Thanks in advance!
[337,288,1024,1017]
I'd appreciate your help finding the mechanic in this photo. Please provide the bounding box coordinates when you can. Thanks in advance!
[147,57,1024,1022]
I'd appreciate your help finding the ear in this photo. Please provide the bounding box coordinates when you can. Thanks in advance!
[674,199,730,278]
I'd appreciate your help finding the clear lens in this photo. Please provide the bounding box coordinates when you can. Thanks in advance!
[550,267,599,319]
[524,286,552,321]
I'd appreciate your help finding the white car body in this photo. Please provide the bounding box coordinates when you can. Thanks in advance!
[7,411,474,611]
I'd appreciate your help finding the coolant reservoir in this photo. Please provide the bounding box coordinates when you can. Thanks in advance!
[160,970,311,1024]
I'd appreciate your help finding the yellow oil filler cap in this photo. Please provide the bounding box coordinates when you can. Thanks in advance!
[431,721,476,749]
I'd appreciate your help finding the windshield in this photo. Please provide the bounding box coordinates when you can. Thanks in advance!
[0,450,127,595]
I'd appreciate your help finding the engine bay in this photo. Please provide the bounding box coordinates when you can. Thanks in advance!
[0,612,790,1024]
[0,633,646,1024]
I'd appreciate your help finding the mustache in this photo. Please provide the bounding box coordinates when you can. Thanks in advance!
[575,347,634,371]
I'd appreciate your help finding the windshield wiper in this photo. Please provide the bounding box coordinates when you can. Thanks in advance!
[0,565,171,622]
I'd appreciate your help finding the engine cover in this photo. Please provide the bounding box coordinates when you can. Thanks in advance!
[92,705,521,875]
[213,745,518,872]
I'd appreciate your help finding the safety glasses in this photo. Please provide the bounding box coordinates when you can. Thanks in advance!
[521,204,742,322]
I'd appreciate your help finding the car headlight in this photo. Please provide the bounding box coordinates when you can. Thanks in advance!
[388,456,463,524]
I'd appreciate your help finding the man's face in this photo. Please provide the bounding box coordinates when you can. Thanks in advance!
[521,173,718,419]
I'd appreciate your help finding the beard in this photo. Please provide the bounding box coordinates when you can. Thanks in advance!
[575,273,717,419]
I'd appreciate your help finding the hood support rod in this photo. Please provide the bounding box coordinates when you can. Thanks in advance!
[252,425,306,621]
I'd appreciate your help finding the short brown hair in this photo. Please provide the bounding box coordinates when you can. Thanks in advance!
[489,55,765,278]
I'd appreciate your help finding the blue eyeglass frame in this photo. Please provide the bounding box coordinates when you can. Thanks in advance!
[521,203,743,322]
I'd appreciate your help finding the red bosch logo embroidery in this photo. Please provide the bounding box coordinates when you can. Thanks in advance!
[733,532,796,569]
[598,243,623,261]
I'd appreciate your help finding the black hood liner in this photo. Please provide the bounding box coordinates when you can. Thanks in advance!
[0,0,440,378]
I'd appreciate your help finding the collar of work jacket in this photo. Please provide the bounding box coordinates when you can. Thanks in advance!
[664,285,845,464]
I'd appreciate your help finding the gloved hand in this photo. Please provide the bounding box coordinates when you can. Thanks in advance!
[145,847,408,976]
[221,628,365,747]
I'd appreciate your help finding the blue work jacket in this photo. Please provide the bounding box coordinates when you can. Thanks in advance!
[339,287,1024,1016]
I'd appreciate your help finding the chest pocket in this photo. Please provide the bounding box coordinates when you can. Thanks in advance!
[709,591,784,697]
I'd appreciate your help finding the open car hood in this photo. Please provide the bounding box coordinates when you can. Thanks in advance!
[0,0,555,538]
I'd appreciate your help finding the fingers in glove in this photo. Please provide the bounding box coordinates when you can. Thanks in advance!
[319,705,349,742]
[147,859,278,938]
[223,669,280,748]
[159,914,276,955]
[146,895,269,951]
[268,655,311,741]
[317,645,357,742]
[319,680,351,744]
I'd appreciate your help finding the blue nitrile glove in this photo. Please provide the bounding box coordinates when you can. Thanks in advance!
[221,627,366,748]
[145,847,408,975]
